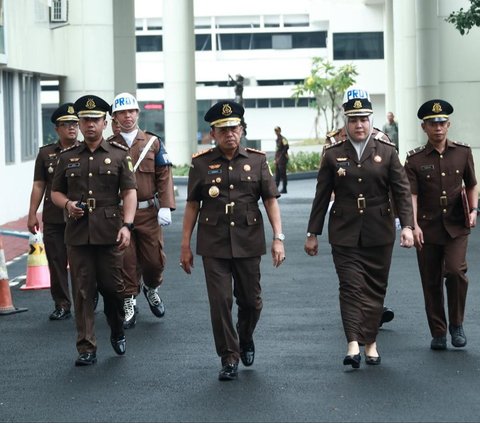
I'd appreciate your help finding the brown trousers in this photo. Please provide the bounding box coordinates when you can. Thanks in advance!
[416,235,469,337]
[202,256,263,365]
[122,206,165,296]
[43,223,70,311]
[68,245,125,353]
[332,244,393,345]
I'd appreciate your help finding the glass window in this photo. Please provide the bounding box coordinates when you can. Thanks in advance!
[292,31,326,48]
[138,102,165,141]
[216,31,326,50]
[264,15,280,28]
[3,71,14,164]
[272,34,292,49]
[283,98,295,107]
[283,14,309,27]
[196,34,212,51]
[257,99,269,108]
[271,99,282,108]
[333,32,384,60]
[136,35,162,52]
[244,99,256,108]
[195,17,211,29]
[20,73,40,161]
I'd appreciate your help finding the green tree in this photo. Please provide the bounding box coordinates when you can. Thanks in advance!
[291,57,357,139]
[446,0,480,35]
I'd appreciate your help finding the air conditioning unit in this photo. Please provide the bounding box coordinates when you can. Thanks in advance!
[50,0,68,23]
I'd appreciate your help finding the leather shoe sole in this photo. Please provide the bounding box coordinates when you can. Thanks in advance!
[343,353,361,369]
[75,352,97,366]
[240,341,255,367]
[110,335,126,355]
[430,336,447,350]
[379,307,394,327]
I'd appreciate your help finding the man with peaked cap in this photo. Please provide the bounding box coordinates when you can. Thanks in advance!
[274,126,289,193]
[404,99,478,351]
[305,87,414,368]
[51,95,137,366]
[109,92,176,329]
[27,103,80,320]
[180,100,285,381]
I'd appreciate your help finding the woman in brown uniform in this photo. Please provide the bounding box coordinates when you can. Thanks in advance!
[304,87,414,368]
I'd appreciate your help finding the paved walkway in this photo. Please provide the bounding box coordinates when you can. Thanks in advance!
[0,215,32,262]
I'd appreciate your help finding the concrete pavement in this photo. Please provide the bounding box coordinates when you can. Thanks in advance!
[2,178,480,422]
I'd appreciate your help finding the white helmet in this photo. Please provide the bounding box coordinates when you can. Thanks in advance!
[112,92,139,113]
[342,86,370,105]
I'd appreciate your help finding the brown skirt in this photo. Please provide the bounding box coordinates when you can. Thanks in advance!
[332,243,393,344]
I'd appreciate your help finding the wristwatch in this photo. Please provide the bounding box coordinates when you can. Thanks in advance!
[470,207,480,213]
[273,233,285,241]
[122,222,135,231]
[306,232,317,238]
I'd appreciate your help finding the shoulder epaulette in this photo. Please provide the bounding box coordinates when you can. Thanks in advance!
[325,139,346,149]
[374,131,396,147]
[109,140,129,151]
[326,129,340,138]
[145,130,162,140]
[407,145,426,157]
[59,144,79,154]
[39,142,56,149]
[192,148,213,158]
[106,134,116,142]
[246,147,266,155]
[453,140,470,148]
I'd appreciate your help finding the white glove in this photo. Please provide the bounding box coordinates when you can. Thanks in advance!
[157,208,172,226]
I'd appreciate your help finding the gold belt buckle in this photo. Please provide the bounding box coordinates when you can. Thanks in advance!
[440,195,448,206]
[225,202,235,214]
[86,198,96,212]
[357,197,366,209]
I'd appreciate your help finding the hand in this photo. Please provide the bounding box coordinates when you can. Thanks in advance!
[469,210,477,228]
[66,200,85,220]
[413,226,424,250]
[179,245,194,274]
[157,208,172,226]
[27,215,39,234]
[304,236,318,256]
[116,227,131,250]
[271,240,285,268]
[399,227,414,248]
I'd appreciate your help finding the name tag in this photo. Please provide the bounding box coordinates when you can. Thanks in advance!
[420,164,434,171]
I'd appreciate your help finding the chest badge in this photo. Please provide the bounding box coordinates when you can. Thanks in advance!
[337,168,346,177]
[209,185,220,198]
[373,155,382,163]
[104,158,111,164]
[243,164,251,171]
[215,177,222,183]
[48,166,54,174]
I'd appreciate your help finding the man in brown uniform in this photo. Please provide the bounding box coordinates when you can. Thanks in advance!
[180,101,285,381]
[51,95,137,366]
[405,99,478,350]
[110,92,176,329]
[274,126,289,193]
[305,87,414,368]
[27,103,79,320]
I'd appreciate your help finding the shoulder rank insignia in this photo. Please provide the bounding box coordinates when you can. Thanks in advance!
[60,144,79,154]
[453,140,470,148]
[39,142,55,149]
[325,139,346,150]
[110,140,129,151]
[246,147,266,155]
[192,148,213,158]
[374,131,395,147]
[106,134,116,142]
[407,145,426,157]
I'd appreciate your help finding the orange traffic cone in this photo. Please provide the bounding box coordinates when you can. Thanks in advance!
[0,236,28,315]
[21,232,51,290]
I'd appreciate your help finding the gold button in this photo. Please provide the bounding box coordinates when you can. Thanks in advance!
[359,194,364,197]
[440,155,443,159]
[427,175,431,179]
[441,172,445,176]
[88,190,93,195]
[230,222,235,226]
[359,210,364,214]
[206,218,209,222]
[229,185,234,189]
[107,170,111,174]
[70,173,74,177]
[357,164,361,168]
[254,218,257,222]
[358,178,362,182]
[456,170,460,174]
[442,191,446,195]
[443,209,447,213]
[113,213,116,217]
[422,215,426,219]
[247,176,251,180]
[89,173,93,177]
[89,207,93,212]
[89,156,94,161]
[229,166,233,171]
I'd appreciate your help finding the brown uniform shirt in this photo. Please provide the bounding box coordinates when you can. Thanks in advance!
[110,130,175,208]
[404,140,477,242]
[33,141,79,224]
[307,136,413,247]
[51,139,137,245]
[187,145,279,258]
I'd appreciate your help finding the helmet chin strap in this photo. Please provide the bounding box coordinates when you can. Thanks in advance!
[118,114,139,133]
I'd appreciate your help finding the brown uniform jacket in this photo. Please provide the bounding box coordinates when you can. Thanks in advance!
[404,140,477,242]
[110,130,175,209]
[187,145,279,258]
[307,136,413,247]
[51,139,137,246]
[274,135,289,164]
[33,141,79,224]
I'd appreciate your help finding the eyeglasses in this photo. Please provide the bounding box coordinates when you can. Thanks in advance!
[57,122,79,128]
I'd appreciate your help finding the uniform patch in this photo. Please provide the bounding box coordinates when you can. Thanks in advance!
[420,164,434,171]
[208,169,222,175]
[67,163,80,168]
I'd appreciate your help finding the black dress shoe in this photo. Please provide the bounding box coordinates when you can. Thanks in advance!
[365,355,382,365]
[430,336,447,350]
[49,308,71,321]
[75,352,97,366]
[343,353,361,368]
[240,341,255,367]
[110,335,126,355]
[449,324,467,348]
[379,307,394,327]
[218,363,238,381]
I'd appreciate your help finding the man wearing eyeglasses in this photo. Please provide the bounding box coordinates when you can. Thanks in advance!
[180,100,285,381]
[27,103,80,321]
